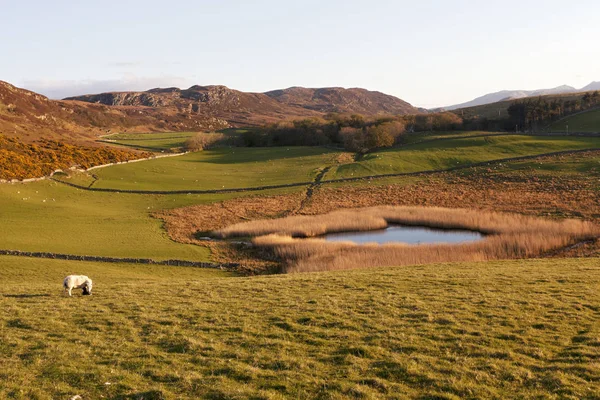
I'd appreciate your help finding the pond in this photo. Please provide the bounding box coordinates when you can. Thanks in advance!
[323,225,484,245]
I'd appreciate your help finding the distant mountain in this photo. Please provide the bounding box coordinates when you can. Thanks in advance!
[264,87,418,115]
[581,81,600,92]
[442,85,577,111]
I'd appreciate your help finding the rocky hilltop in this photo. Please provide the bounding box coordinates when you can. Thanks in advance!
[0,81,234,143]
[67,85,420,122]
[66,85,321,126]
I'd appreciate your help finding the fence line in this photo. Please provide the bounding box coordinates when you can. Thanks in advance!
[0,249,239,270]
[0,152,189,184]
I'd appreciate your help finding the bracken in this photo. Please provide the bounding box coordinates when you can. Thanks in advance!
[216,206,600,273]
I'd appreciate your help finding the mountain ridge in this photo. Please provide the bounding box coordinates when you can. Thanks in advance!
[441,82,599,111]
[1,80,419,144]
[66,85,419,117]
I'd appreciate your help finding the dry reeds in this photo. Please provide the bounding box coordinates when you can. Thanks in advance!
[215,206,599,273]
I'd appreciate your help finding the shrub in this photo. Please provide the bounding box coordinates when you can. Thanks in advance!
[184,132,226,151]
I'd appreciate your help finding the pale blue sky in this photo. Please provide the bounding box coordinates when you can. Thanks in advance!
[2,0,599,107]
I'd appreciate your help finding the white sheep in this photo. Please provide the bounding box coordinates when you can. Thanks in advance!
[63,275,93,296]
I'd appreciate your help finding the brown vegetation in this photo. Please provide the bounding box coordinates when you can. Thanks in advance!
[217,206,599,273]
[156,152,600,273]
[0,135,150,180]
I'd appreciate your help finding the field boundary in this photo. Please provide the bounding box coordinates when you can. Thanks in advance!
[50,147,600,194]
[0,152,189,185]
[401,131,600,147]
[0,249,239,270]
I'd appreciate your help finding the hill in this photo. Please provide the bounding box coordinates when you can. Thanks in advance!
[452,91,599,122]
[0,81,229,144]
[67,85,420,124]
[264,86,418,115]
[581,81,600,91]
[64,85,321,127]
[549,108,600,133]
[443,85,577,110]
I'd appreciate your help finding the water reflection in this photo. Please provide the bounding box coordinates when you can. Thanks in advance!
[323,225,483,245]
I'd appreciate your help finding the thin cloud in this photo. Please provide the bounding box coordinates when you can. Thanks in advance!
[109,61,143,68]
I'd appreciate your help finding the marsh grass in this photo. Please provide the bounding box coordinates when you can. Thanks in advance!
[216,206,599,273]
[2,255,600,399]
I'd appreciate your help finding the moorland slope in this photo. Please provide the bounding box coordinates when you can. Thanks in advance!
[0,81,229,144]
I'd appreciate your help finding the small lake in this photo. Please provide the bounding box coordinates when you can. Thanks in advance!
[323,225,484,245]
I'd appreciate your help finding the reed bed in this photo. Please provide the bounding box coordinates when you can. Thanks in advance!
[216,206,600,273]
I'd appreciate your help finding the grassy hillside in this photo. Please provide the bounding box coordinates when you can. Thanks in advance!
[90,147,340,191]
[0,135,148,181]
[325,135,600,180]
[454,91,597,121]
[549,109,600,133]
[102,132,198,152]
[2,256,599,399]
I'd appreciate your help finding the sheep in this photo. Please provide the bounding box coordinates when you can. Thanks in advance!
[63,275,93,296]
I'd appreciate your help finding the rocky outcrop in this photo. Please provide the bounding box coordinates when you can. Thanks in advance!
[0,81,230,143]
[67,84,419,122]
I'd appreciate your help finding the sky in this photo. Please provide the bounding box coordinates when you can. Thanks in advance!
[2,0,600,108]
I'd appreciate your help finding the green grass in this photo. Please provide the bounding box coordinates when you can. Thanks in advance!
[549,109,600,133]
[481,152,600,176]
[326,135,600,180]
[2,256,599,399]
[90,147,340,191]
[102,132,198,152]
[455,92,594,121]
[400,130,494,144]
[0,180,296,261]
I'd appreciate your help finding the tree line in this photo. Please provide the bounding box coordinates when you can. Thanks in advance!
[238,112,463,152]
[506,91,600,131]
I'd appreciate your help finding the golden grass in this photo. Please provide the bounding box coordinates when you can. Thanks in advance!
[216,206,600,273]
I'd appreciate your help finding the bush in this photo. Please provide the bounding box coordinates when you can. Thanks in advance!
[185,132,226,151]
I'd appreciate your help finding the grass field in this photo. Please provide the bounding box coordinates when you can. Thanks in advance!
[400,130,494,144]
[103,129,256,152]
[2,256,599,399]
[325,135,600,180]
[0,180,218,260]
[102,132,198,152]
[549,109,600,133]
[0,180,301,261]
[89,147,340,191]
